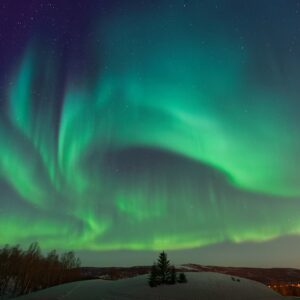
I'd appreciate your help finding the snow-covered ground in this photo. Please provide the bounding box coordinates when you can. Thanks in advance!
[14,272,288,300]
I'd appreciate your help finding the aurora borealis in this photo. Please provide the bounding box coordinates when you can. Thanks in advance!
[1,0,300,266]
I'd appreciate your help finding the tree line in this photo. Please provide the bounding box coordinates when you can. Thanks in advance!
[0,242,81,298]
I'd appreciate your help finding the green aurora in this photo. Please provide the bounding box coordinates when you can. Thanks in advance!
[1,1,300,258]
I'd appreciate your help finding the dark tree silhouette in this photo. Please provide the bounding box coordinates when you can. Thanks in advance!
[148,251,182,287]
[157,251,170,284]
[148,263,159,287]
[167,266,177,285]
[178,272,187,283]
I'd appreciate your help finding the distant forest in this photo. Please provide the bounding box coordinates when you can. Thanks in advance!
[0,242,81,298]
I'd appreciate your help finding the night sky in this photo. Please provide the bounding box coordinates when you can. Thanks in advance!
[1,0,300,267]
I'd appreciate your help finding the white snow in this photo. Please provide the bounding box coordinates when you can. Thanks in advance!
[14,272,289,300]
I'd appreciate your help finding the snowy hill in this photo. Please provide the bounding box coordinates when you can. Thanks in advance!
[14,272,286,300]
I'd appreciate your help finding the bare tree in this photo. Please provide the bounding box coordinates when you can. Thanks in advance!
[0,243,81,298]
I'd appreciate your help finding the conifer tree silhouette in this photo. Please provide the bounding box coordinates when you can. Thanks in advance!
[148,263,159,287]
[157,251,170,284]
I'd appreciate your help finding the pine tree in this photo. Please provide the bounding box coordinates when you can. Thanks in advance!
[178,272,187,283]
[157,251,170,284]
[167,266,177,285]
[148,263,159,287]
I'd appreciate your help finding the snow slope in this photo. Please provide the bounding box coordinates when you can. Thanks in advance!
[15,272,286,300]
